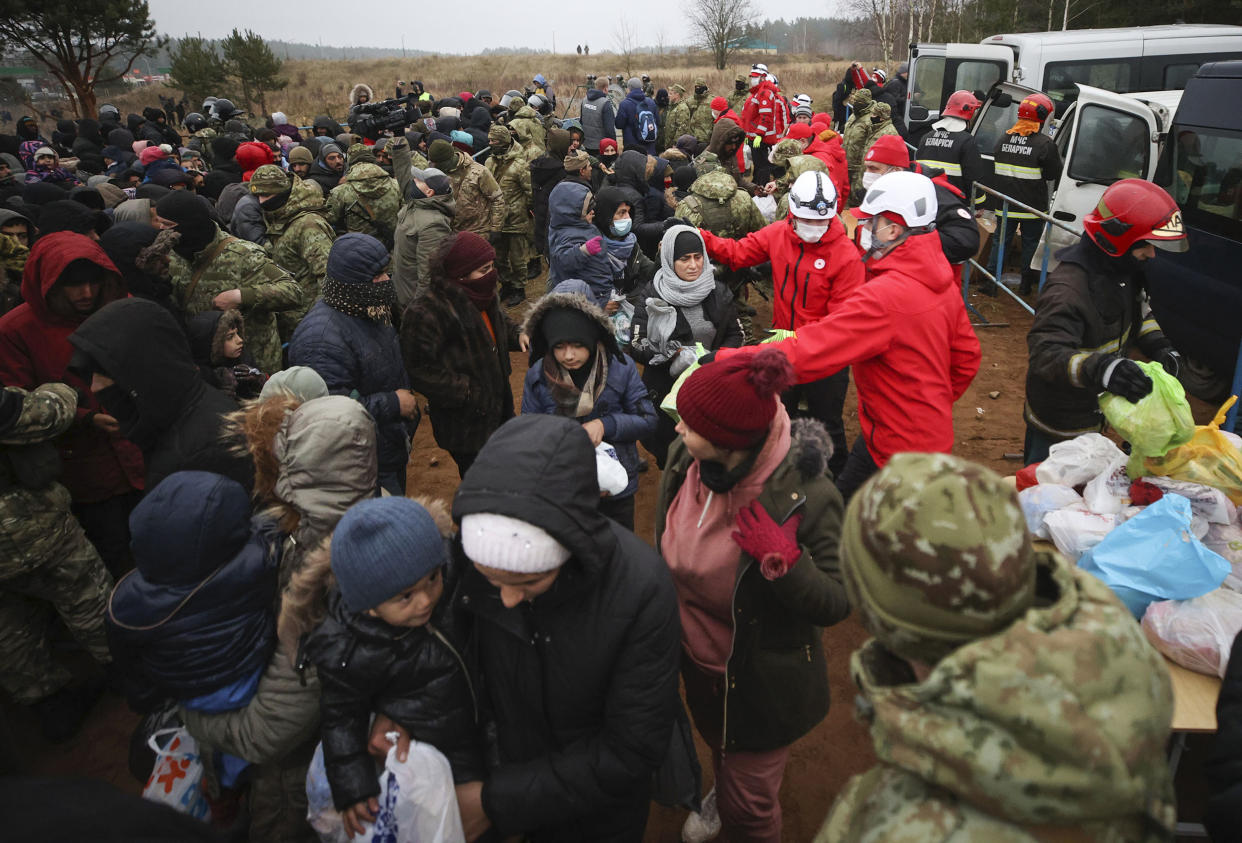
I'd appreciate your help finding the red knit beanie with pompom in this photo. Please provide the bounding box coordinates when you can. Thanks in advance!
[678,347,796,450]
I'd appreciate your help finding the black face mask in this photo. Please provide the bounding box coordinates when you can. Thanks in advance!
[697,442,763,493]
[260,188,292,212]
[172,219,217,259]
[736,82,747,93]
[695,86,708,96]
[601,154,617,167]
[770,165,787,179]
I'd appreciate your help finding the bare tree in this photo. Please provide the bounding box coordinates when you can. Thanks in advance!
[613,20,638,76]
[852,0,902,66]
[684,0,758,71]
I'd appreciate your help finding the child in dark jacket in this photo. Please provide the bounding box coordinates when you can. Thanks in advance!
[186,308,266,399]
[106,470,281,783]
[301,496,483,838]
[521,290,658,530]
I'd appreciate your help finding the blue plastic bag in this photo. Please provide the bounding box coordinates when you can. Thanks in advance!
[1078,494,1230,617]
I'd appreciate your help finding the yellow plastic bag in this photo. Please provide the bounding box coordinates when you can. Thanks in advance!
[1142,396,1242,504]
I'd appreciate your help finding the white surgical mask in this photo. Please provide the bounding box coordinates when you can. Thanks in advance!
[611,218,632,237]
[861,170,882,190]
[793,219,829,243]
[858,226,873,251]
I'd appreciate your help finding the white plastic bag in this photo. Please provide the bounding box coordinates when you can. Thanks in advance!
[608,292,634,348]
[1018,484,1084,539]
[1083,456,1130,515]
[1035,433,1126,487]
[752,194,777,222]
[306,738,464,843]
[1141,588,1242,678]
[1204,522,1242,592]
[1144,476,1237,524]
[142,727,212,822]
[595,443,629,497]
[1043,507,1116,561]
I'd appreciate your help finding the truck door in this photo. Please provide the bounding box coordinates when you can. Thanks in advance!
[1034,83,1160,268]
[906,43,1012,140]
[970,81,1042,164]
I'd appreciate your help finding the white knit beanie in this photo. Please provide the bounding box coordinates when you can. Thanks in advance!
[460,513,572,573]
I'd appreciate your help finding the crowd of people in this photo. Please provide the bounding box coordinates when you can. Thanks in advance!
[0,56,1232,843]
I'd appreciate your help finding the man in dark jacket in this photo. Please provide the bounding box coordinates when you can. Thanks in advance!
[202,136,242,201]
[1023,179,1186,464]
[306,143,346,195]
[141,106,183,149]
[443,414,682,841]
[615,78,659,155]
[580,78,617,155]
[289,234,418,494]
[68,297,254,491]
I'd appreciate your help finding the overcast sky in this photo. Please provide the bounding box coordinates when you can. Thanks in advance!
[146,0,835,53]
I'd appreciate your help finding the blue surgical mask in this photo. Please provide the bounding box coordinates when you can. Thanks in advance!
[611,218,632,237]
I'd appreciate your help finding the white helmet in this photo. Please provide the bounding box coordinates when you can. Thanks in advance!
[856,171,938,228]
[787,171,838,220]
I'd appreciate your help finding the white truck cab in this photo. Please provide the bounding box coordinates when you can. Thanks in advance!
[906,25,1242,138]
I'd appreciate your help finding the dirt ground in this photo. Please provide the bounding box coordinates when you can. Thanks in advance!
[4,271,1212,839]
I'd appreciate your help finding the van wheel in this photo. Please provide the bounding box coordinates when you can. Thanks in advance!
[1177,355,1231,404]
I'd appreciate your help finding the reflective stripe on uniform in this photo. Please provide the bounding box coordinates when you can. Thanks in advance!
[916,158,963,176]
[1138,318,1162,337]
[992,162,1043,180]
[1068,352,1090,388]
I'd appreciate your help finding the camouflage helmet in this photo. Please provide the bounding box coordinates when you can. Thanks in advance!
[670,83,687,95]
[770,138,805,168]
[841,452,1036,666]
[488,123,513,146]
[248,164,291,196]
[848,87,874,111]
[346,142,376,167]
[871,101,892,121]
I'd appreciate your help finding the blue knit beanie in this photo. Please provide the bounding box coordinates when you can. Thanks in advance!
[327,232,390,285]
[331,497,446,613]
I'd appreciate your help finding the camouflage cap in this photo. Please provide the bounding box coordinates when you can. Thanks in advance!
[347,142,377,167]
[735,73,747,83]
[694,77,707,89]
[249,164,291,195]
[770,138,805,168]
[849,88,874,109]
[670,83,687,95]
[841,452,1036,666]
[487,123,513,145]
[871,101,892,120]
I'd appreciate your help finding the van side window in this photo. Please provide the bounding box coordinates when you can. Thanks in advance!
[911,57,946,112]
[1163,127,1242,239]
[911,58,1007,115]
[1067,105,1149,185]
[1043,59,1137,110]
[1163,63,1202,90]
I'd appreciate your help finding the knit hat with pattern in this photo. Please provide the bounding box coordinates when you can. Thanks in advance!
[678,347,796,450]
[331,497,447,613]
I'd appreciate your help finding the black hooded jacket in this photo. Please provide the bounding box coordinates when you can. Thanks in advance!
[451,415,682,841]
[68,298,254,491]
[613,150,672,257]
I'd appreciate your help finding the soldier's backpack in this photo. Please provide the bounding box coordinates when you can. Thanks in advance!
[682,193,739,239]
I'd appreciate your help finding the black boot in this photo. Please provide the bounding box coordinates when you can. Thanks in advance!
[1018,269,1039,295]
[526,256,542,280]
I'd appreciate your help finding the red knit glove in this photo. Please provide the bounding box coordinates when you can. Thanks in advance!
[583,236,603,256]
[732,500,803,581]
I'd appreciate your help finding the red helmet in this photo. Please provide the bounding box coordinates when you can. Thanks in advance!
[1017,92,1054,122]
[1082,179,1188,256]
[943,90,982,120]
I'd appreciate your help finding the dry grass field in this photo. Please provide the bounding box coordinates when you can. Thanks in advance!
[107,50,873,126]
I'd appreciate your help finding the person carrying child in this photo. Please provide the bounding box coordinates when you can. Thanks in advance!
[521,289,657,530]
[301,496,484,838]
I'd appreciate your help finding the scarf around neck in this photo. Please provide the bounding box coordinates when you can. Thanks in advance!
[603,233,636,280]
[322,274,395,323]
[542,342,609,418]
[454,268,499,310]
[653,265,715,308]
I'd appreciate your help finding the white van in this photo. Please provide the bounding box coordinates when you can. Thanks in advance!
[906,24,1242,135]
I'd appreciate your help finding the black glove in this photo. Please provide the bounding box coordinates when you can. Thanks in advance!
[1158,349,1181,378]
[697,350,717,366]
[1102,358,1153,403]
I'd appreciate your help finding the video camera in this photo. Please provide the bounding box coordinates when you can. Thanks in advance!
[348,97,421,140]
[587,74,597,83]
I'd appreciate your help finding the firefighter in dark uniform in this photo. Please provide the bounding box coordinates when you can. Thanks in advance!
[989,91,1062,294]
[1023,179,1188,464]
[915,89,988,202]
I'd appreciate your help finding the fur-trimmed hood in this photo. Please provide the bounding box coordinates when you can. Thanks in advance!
[186,307,244,367]
[349,83,374,107]
[277,495,452,657]
[521,290,622,367]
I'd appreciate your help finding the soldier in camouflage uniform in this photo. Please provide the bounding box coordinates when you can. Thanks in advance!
[666,78,714,146]
[509,105,547,162]
[849,101,900,205]
[675,168,768,342]
[325,159,401,251]
[156,191,303,373]
[250,165,337,341]
[427,139,505,239]
[726,73,749,116]
[817,452,1177,843]
[0,383,113,724]
[842,87,875,202]
[486,124,533,306]
[769,138,830,219]
[0,209,30,316]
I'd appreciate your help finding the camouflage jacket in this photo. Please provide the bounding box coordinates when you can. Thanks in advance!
[188,127,218,166]
[509,107,547,162]
[726,90,748,117]
[666,95,714,145]
[0,232,27,316]
[169,227,302,373]
[1,383,76,445]
[817,550,1177,843]
[1,384,78,562]
[675,170,766,239]
[485,144,532,233]
[325,163,401,249]
[842,105,875,176]
[771,149,830,218]
[266,178,336,329]
[446,151,504,237]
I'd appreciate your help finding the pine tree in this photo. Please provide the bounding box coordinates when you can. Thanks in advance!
[222,29,288,117]
[168,37,229,106]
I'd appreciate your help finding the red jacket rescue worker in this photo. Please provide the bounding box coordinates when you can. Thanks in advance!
[715,171,981,500]
[699,171,864,477]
